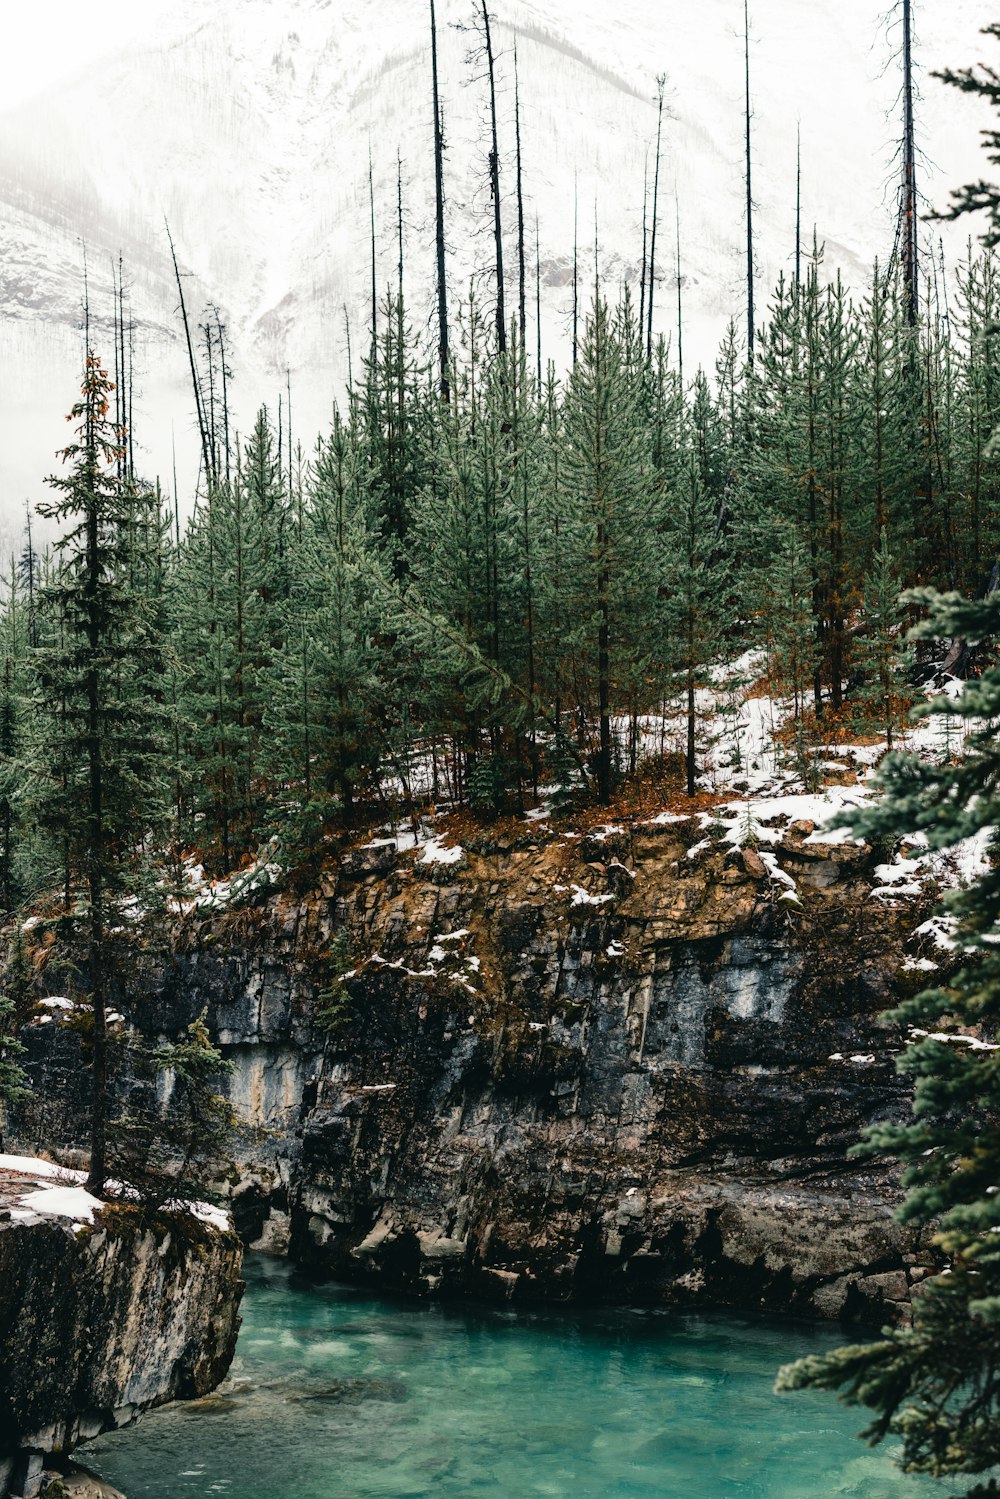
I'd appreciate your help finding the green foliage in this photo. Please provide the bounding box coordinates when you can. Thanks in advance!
[0,983,29,1135]
[315,930,358,1034]
[111,1010,237,1211]
[777,589,1000,1493]
[852,528,912,748]
[467,751,517,816]
[548,729,586,816]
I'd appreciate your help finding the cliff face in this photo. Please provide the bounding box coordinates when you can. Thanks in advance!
[17,811,939,1325]
[0,1202,243,1499]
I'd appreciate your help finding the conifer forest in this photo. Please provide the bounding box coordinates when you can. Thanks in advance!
[5,3,1000,1499]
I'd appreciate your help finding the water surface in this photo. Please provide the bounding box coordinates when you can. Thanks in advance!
[87,1254,939,1498]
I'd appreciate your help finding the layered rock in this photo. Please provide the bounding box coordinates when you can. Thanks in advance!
[16,812,941,1323]
[0,1198,243,1498]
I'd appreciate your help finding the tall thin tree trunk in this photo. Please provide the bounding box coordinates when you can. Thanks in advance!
[430,0,450,400]
[686,668,696,797]
[166,220,214,487]
[901,0,919,326]
[795,121,802,287]
[369,145,378,347]
[286,368,294,499]
[83,372,107,1196]
[535,214,542,394]
[675,195,684,387]
[217,315,231,484]
[639,154,648,342]
[598,536,611,806]
[481,1,506,352]
[572,181,579,367]
[203,322,217,470]
[126,300,135,481]
[647,76,664,358]
[397,150,405,305]
[171,427,181,549]
[112,261,122,482]
[744,0,755,356]
[514,45,527,347]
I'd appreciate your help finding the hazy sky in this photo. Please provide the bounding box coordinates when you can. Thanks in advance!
[4,3,173,109]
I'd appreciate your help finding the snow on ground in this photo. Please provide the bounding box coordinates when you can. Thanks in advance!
[0,1152,70,1179]
[167,844,283,914]
[872,825,994,909]
[355,928,482,994]
[570,884,616,907]
[17,1184,103,1225]
[0,1153,234,1233]
[911,1028,1000,1053]
[693,787,874,851]
[418,835,465,867]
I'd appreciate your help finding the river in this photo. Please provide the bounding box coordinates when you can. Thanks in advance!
[86,1254,937,1498]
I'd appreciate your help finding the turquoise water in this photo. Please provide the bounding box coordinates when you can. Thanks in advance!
[86,1255,940,1499]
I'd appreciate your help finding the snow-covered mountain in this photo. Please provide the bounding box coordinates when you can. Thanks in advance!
[0,0,995,540]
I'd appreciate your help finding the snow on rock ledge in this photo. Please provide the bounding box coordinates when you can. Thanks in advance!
[0,1165,243,1499]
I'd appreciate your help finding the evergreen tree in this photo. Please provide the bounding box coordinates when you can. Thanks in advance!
[664,454,731,795]
[852,528,911,749]
[267,411,386,830]
[0,560,30,913]
[31,353,167,1195]
[778,589,1000,1495]
[561,294,660,803]
[935,25,1000,247]
[0,925,30,1144]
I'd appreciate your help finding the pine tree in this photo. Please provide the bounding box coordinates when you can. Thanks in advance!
[267,411,386,832]
[112,1012,237,1212]
[664,454,731,795]
[31,353,167,1195]
[954,246,1000,589]
[561,294,660,803]
[0,560,29,914]
[173,408,289,865]
[759,527,821,785]
[778,588,1000,1494]
[852,528,911,748]
[0,925,30,1144]
[934,25,1000,247]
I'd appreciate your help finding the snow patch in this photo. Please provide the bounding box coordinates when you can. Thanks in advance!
[569,884,615,907]
[418,836,464,867]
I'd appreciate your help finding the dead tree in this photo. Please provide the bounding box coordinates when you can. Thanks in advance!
[744,0,755,355]
[514,44,527,346]
[647,75,665,358]
[430,0,451,399]
[900,0,919,325]
[480,1,507,352]
[165,220,214,488]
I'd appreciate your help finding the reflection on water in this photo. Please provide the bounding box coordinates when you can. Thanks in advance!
[86,1254,935,1499]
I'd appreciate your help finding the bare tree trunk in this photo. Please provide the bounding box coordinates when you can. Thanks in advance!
[217,314,232,484]
[369,145,378,347]
[430,0,450,400]
[572,182,579,368]
[639,154,648,344]
[795,121,802,287]
[535,214,542,394]
[744,0,755,356]
[165,220,214,487]
[481,1,506,352]
[900,0,919,326]
[514,45,527,346]
[675,194,684,386]
[647,77,664,358]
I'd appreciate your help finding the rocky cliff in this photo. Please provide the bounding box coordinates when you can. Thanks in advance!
[0,1173,243,1499]
[16,807,944,1326]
